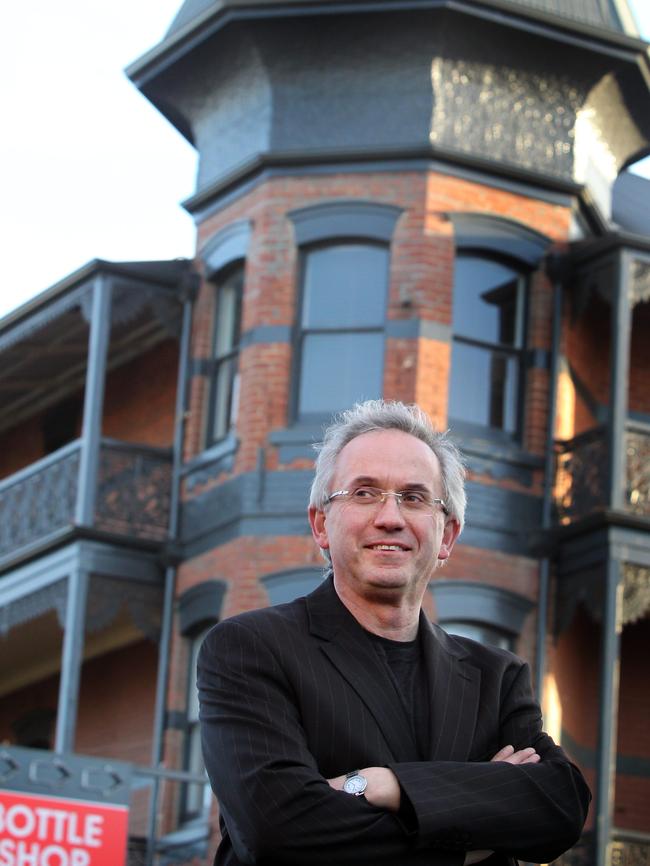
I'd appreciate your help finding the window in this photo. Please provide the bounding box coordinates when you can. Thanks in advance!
[263,568,324,605]
[448,255,526,436]
[183,625,213,822]
[442,621,513,651]
[177,581,225,824]
[295,243,388,420]
[206,266,243,445]
[429,580,533,653]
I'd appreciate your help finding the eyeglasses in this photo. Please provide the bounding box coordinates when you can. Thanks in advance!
[327,486,448,516]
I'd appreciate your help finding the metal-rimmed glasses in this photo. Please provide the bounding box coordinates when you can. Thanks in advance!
[327,486,448,516]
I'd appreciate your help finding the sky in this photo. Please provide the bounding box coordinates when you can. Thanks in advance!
[2,0,650,322]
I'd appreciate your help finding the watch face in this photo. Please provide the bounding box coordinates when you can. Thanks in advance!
[343,774,367,795]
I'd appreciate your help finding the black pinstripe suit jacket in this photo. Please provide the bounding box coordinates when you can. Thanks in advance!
[198,576,590,866]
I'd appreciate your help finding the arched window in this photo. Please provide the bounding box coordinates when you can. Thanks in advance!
[263,568,325,605]
[289,201,401,422]
[447,214,550,441]
[296,242,388,420]
[178,580,226,823]
[429,580,533,652]
[448,254,527,437]
[200,220,251,448]
[206,264,244,445]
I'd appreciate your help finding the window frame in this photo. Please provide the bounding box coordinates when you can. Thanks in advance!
[287,200,402,427]
[428,580,533,653]
[291,238,390,424]
[180,623,214,825]
[449,249,530,441]
[177,581,225,826]
[447,212,551,446]
[204,262,244,448]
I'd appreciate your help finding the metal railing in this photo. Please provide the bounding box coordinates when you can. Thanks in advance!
[0,438,172,563]
[554,422,650,524]
[0,746,213,866]
[130,765,213,866]
[611,829,650,866]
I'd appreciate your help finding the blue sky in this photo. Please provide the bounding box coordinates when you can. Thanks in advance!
[1,0,649,320]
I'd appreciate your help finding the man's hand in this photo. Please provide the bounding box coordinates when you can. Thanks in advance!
[490,744,540,766]
[462,746,540,865]
[464,853,493,865]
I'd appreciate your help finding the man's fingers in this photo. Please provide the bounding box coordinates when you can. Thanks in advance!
[464,851,494,864]
[491,745,540,764]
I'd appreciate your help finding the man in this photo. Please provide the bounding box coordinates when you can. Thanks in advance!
[198,400,590,865]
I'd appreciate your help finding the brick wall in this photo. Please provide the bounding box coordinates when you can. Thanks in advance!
[548,606,601,831]
[102,338,179,447]
[0,339,178,482]
[184,169,570,480]
[0,640,157,763]
[614,617,650,832]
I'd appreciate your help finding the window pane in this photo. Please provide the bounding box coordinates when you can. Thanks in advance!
[448,342,518,433]
[443,621,513,651]
[186,724,209,816]
[302,245,388,328]
[453,257,520,346]
[214,271,242,358]
[211,357,237,443]
[299,332,383,416]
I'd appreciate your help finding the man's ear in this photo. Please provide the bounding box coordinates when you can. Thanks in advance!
[308,505,330,551]
[437,517,461,562]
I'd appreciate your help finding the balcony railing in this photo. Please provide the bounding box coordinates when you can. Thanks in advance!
[0,438,172,563]
[555,422,650,524]
[610,829,650,866]
[0,746,211,866]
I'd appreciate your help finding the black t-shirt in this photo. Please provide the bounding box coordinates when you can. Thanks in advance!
[367,629,430,760]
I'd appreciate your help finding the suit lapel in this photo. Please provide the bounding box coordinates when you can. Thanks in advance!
[420,615,481,762]
[306,577,419,762]
[305,577,482,763]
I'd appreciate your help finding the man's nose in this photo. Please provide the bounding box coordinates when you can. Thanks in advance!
[373,494,406,528]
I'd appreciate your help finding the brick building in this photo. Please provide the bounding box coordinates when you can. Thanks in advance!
[1,0,649,864]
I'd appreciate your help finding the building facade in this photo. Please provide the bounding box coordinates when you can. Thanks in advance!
[1,1,649,864]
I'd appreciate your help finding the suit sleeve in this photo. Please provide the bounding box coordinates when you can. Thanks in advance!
[198,618,461,866]
[389,661,591,864]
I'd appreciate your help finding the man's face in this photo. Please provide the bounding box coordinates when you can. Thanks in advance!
[309,429,460,606]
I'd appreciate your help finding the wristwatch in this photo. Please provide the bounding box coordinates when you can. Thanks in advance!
[343,770,368,797]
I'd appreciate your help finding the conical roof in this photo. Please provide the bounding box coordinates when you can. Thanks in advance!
[164,0,640,41]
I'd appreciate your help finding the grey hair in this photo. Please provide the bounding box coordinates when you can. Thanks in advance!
[309,400,466,530]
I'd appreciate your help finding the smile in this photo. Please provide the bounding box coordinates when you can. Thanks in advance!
[367,544,409,551]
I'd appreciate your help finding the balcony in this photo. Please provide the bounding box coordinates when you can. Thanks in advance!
[555,422,650,524]
[0,438,172,567]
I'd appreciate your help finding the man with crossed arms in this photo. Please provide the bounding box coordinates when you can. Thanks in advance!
[198,400,590,865]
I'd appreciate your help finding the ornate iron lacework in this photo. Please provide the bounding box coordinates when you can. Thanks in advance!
[95,442,172,541]
[0,579,68,636]
[0,445,80,559]
[87,576,163,642]
[555,427,607,523]
[611,836,650,866]
[622,564,650,627]
[626,428,650,517]
[0,439,172,561]
[631,259,650,307]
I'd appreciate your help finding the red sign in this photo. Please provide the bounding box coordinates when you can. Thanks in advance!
[0,790,128,866]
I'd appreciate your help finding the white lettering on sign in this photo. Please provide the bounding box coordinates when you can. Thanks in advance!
[0,805,103,848]
[0,840,91,866]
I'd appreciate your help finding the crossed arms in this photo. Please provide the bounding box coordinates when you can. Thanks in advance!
[198,616,590,865]
[327,745,541,865]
